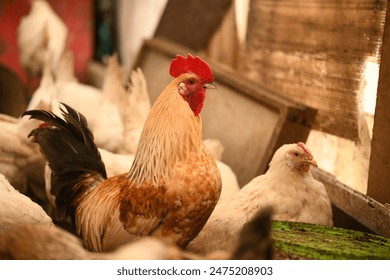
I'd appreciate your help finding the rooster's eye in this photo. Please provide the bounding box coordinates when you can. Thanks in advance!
[188,79,195,85]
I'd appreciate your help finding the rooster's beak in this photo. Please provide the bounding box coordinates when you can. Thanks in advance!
[204,82,217,90]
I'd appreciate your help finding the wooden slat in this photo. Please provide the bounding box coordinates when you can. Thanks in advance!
[154,0,232,51]
[242,0,386,141]
[312,168,390,237]
[367,1,390,204]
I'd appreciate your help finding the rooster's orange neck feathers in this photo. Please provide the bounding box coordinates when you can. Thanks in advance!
[128,54,214,186]
[128,74,204,185]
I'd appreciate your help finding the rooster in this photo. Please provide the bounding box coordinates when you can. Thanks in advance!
[23,54,222,252]
[187,142,333,255]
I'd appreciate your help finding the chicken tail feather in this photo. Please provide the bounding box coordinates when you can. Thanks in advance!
[22,103,107,222]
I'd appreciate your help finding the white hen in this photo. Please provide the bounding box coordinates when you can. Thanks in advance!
[38,52,146,154]
[0,223,87,260]
[1,63,55,197]
[0,223,201,260]
[0,212,273,260]
[0,114,33,194]
[118,67,151,154]
[17,0,68,76]
[187,142,333,255]
[203,139,240,200]
[0,107,49,196]
[0,174,53,232]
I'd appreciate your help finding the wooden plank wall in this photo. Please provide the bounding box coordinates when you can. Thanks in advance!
[367,1,390,204]
[242,0,386,141]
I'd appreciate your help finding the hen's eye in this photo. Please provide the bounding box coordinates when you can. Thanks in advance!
[294,152,299,156]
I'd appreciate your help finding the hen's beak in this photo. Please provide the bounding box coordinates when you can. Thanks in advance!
[307,158,318,168]
[204,82,217,90]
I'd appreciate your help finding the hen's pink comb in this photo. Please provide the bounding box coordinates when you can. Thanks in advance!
[297,142,312,157]
[169,54,214,83]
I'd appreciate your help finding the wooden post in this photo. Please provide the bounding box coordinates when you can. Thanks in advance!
[154,0,232,51]
[367,3,390,204]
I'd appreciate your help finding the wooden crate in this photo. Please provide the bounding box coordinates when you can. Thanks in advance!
[133,37,316,186]
[312,168,390,237]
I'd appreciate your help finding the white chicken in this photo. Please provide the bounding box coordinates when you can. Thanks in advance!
[0,208,273,260]
[0,174,53,232]
[117,67,152,154]
[53,49,78,83]
[203,138,240,200]
[0,63,56,207]
[0,61,55,199]
[29,51,147,154]
[18,1,138,154]
[0,223,87,260]
[0,114,33,194]
[51,53,125,152]
[0,223,198,260]
[17,0,68,76]
[0,101,50,196]
[25,57,58,112]
[187,142,333,255]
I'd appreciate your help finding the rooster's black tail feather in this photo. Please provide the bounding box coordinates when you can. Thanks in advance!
[22,103,107,222]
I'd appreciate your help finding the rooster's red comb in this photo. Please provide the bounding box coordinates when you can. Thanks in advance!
[169,54,214,83]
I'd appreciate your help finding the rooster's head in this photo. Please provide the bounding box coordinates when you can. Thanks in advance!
[169,54,216,116]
